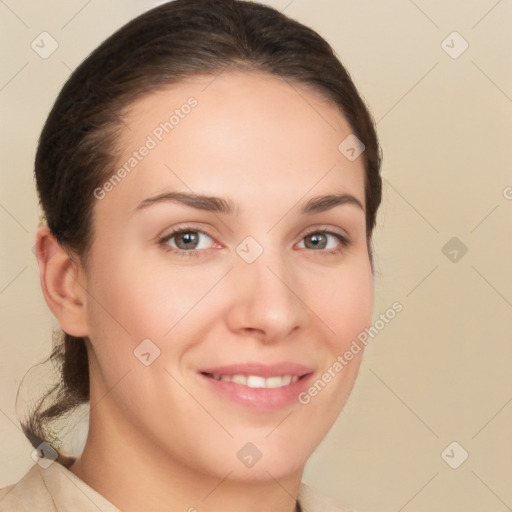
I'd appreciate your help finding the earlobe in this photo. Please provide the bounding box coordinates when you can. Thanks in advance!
[35,226,89,338]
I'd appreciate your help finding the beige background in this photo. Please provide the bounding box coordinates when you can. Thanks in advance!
[1,1,511,511]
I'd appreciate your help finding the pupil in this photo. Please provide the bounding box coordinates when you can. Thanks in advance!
[306,233,326,250]
[177,232,198,249]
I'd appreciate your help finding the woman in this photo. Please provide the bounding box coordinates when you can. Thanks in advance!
[0,0,381,510]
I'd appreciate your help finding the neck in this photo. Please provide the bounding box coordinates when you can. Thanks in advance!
[68,406,303,512]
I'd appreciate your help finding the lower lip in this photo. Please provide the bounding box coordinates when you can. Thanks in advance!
[198,373,314,410]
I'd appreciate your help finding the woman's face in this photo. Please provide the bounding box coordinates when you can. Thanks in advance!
[81,71,373,482]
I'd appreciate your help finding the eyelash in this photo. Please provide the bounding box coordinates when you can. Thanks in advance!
[158,225,351,258]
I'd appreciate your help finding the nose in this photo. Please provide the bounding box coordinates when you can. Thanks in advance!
[225,248,306,344]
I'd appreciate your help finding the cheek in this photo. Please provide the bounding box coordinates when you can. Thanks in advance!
[308,257,374,351]
[84,251,228,356]
[85,242,373,355]
[82,252,166,366]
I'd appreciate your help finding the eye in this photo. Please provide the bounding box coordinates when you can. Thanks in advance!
[297,230,350,254]
[160,228,215,253]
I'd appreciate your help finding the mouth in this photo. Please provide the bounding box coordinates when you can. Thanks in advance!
[198,363,314,410]
[201,372,301,388]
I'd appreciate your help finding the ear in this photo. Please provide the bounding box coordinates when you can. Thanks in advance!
[35,226,89,337]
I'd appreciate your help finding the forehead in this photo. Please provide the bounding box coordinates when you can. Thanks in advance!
[98,71,366,217]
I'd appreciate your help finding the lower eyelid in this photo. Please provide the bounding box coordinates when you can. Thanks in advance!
[312,236,350,256]
[164,230,215,249]
[299,231,349,245]
[159,228,350,255]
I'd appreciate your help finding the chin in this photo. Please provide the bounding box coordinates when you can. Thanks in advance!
[179,437,312,484]
[226,458,306,484]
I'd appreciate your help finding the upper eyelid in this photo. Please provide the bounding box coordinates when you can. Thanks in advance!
[159,226,217,246]
[296,225,351,247]
[300,224,349,238]
[160,224,350,250]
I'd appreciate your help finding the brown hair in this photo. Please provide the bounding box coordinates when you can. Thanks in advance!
[22,0,382,456]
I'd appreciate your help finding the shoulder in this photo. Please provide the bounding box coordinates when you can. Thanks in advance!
[0,465,55,511]
[0,461,119,512]
[298,482,360,512]
[1,467,358,512]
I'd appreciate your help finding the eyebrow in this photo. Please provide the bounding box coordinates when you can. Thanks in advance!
[134,191,364,215]
[301,193,364,214]
[135,191,237,215]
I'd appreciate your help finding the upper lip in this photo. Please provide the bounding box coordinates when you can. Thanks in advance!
[199,362,313,378]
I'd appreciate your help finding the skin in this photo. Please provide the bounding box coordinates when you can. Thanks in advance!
[36,71,374,512]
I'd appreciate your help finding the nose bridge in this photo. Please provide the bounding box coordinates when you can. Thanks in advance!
[254,253,292,302]
[228,241,303,340]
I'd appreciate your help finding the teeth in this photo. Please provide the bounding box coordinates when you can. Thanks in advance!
[232,374,247,385]
[247,375,266,388]
[209,373,299,389]
[265,376,284,388]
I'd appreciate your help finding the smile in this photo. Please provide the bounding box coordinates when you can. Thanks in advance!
[203,373,300,388]
[198,363,314,410]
